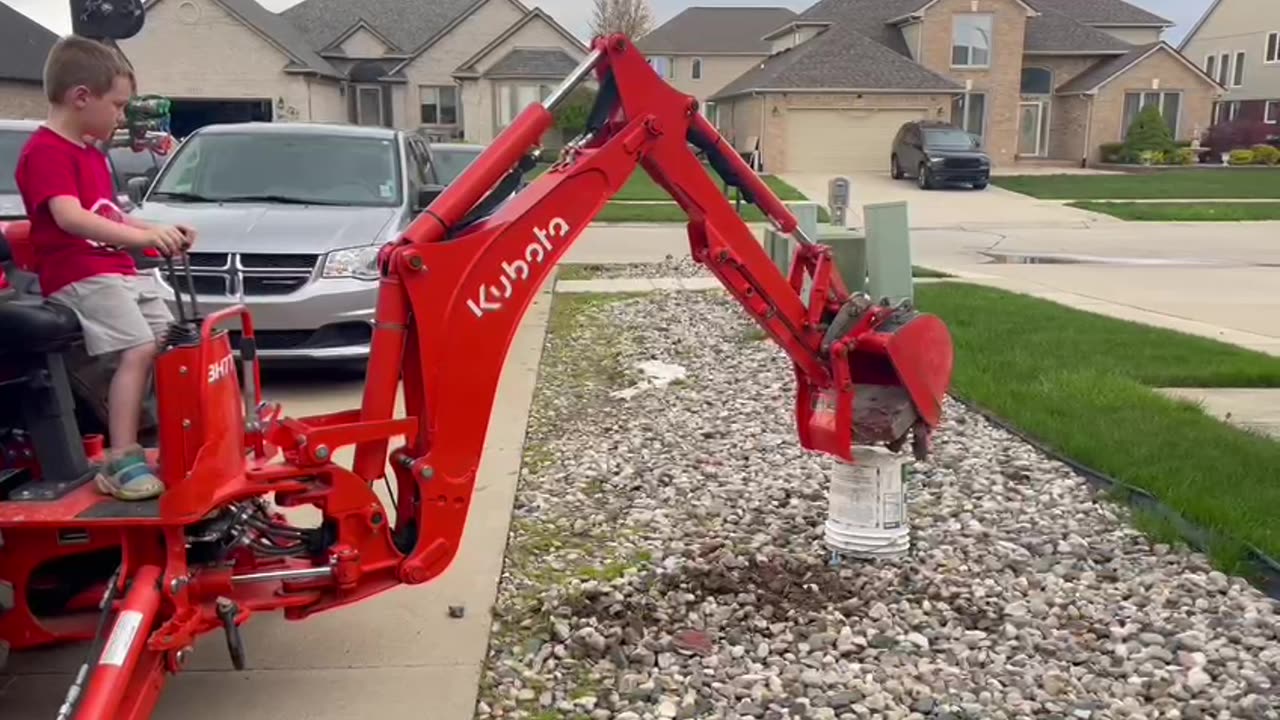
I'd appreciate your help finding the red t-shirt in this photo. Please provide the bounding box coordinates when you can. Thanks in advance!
[14,126,136,297]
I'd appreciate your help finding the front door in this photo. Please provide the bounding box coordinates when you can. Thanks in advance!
[1017,102,1043,157]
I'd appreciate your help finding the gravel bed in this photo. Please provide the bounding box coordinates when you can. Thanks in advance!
[478,290,1280,720]
[561,257,713,280]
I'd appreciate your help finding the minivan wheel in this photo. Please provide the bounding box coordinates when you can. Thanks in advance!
[917,164,932,190]
[891,155,903,180]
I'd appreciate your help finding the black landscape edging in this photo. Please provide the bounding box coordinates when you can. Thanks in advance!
[948,394,1280,601]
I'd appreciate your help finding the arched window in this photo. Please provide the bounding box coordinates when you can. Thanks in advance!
[691,58,703,80]
[1021,67,1053,95]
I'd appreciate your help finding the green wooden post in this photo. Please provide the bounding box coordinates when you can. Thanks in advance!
[863,201,913,304]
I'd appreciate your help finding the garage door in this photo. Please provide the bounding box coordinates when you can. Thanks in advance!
[784,108,927,173]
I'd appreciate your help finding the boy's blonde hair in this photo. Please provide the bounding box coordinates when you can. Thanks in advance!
[43,35,136,104]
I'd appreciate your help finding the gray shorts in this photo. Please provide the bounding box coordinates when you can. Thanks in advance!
[50,274,174,357]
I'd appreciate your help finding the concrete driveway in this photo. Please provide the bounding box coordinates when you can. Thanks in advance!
[781,171,1113,229]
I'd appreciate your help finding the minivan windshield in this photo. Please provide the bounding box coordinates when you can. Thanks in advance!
[430,147,483,184]
[924,129,979,149]
[0,129,34,194]
[150,132,402,207]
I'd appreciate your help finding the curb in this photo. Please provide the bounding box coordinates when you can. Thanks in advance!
[950,394,1280,601]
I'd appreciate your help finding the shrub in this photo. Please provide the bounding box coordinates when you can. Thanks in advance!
[1174,147,1198,165]
[1099,142,1127,163]
[1123,104,1177,157]
[1203,119,1277,156]
[1250,144,1280,166]
[1229,149,1256,166]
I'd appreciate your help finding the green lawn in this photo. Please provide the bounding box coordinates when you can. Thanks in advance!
[916,283,1280,570]
[993,169,1280,200]
[1069,201,1280,221]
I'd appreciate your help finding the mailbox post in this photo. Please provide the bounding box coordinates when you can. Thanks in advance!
[827,176,851,228]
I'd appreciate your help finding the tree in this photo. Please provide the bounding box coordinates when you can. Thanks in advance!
[1123,104,1176,157]
[589,0,654,40]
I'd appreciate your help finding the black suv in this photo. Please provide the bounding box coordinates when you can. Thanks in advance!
[890,121,991,190]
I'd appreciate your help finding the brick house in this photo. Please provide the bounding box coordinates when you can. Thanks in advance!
[1178,0,1280,127]
[690,0,1224,173]
[117,0,586,141]
[0,1,59,120]
[635,6,799,130]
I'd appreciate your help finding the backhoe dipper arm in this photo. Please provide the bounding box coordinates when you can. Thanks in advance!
[342,35,951,593]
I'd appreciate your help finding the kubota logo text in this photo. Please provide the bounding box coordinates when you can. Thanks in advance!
[468,217,571,318]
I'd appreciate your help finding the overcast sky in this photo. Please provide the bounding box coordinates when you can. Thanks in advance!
[8,0,1213,47]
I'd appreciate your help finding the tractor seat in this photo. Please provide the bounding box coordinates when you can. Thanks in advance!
[0,294,82,355]
[0,223,83,354]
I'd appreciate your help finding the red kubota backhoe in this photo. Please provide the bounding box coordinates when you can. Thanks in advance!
[0,5,954,717]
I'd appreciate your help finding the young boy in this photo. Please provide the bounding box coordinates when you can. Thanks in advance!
[14,36,195,501]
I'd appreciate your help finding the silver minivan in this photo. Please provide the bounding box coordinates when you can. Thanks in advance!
[131,122,482,365]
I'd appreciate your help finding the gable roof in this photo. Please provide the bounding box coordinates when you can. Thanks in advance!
[319,19,403,56]
[453,7,587,77]
[0,0,60,83]
[1023,8,1136,54]
[636,6,798,54]
[709,25,962,101]
[284,0,517,57]
[484,48,581,79]
[1026,0,1172,27]
[1056,41,1224,93]
[142,0,339,77]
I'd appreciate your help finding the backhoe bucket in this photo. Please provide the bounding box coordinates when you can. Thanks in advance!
[802,307,954,461]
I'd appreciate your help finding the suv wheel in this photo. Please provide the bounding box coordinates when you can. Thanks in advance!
[891,155,903,180]
[917,164,933,190]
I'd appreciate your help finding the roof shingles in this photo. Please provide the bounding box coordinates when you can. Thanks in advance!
[706,0,1180,96]
[0,0,59,83]
[636,7,799,54]
[484,48,580,78]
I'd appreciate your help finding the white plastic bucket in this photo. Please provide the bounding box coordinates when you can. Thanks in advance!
[824,446,911,559]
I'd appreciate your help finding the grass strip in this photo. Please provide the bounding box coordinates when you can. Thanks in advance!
[1068,201,1280,221]
[916,282,1280,567]
[993,170,1280,200]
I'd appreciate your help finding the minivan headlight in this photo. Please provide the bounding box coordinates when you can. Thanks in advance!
[323,246,380,281]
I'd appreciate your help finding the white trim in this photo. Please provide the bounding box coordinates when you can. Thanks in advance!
[1267,31,1280,65]
[1232,49,1246,87]
[1024,50,1128,56]
[760,20,832,41]
[1265,100,1279,124]
[691,57,703,81]
[710,87,962,102]
[910,0,1037,18]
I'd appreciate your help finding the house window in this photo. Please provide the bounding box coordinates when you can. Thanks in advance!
[420,86,458,125]
[648,56,673,79]
[1233,51,1246,87]
[951,92,986,139]
[497,82,553,129]
[1205,54,1216,78]
[1266,100,1279,124]
[951,14,992,68]
[1267,31,1279,63]
[1217,52,1230,86]
[1123,91,1181,137]
[1021,67,1053,95]
[691,58,703,80]
[1212,100,1241,124]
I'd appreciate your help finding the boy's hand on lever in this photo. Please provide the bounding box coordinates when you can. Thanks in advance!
[142,224,188,257]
